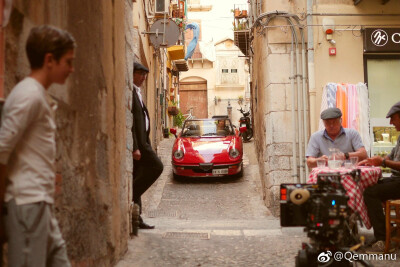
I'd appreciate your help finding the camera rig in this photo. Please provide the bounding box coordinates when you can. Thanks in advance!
[280,170,373,267]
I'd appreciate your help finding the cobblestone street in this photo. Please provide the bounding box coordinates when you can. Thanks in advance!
[116,137,400,267]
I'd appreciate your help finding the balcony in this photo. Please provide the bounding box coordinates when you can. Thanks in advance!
[231,5,250,56]
[174,59,189,72]
[234,30,250,57]
[232,5,250,56]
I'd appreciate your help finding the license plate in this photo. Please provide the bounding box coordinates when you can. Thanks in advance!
[212,169,228,175]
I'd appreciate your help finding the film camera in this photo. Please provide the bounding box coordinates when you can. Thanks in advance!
[280,170,371,267]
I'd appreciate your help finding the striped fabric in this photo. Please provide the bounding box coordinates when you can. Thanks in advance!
[336,84,348,128]
[327,83,337,108]
[318,82,370,154]
[347,84,359,130]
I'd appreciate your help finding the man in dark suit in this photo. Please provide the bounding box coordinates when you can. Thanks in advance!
[131,62,164,229]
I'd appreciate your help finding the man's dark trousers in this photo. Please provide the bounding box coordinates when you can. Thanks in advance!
[133,148,163,213]
[363,178,400,241]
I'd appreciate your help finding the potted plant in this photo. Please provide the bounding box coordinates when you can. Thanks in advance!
[168,100,179,116]
[168,106,179,116]
[231,8,241,18]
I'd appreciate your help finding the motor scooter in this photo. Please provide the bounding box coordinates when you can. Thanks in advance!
[238,107,253,142]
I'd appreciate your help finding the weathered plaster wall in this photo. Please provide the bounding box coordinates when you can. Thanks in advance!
[5,0,132,265]
[132,0,164,150]
[311,1,400,132]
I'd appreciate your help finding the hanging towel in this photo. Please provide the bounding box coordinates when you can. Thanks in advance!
[357,83,370,154]
[327,83,337,108]
[336,84,348,128]
[347,84,359,130]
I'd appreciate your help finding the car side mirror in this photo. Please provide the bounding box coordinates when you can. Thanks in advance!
[239,126,247,133]
[170,128,177,138]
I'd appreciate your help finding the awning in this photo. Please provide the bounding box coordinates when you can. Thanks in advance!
[167,45,185,61]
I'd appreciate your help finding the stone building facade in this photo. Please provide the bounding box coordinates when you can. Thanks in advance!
[4,0,133,265]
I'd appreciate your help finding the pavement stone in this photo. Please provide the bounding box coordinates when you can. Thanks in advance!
[116,137,400,267]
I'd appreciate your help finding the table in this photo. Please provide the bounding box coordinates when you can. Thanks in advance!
[308,166,382,229]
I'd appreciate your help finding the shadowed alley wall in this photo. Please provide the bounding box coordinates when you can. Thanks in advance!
[4,0,132,265]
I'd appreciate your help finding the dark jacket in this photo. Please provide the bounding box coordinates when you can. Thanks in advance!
[131,88,151,153]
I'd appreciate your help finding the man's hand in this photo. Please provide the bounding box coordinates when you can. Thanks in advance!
[307,155,328,169]
[132,149,141,161]
[319,155,329,162]
[358,156,383,167]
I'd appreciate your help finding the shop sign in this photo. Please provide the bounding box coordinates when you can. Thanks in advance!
[364,28,400,53]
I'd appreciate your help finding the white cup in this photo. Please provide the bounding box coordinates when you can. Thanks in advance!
[344,160,352,169]
[350,156,358,167]
[317,159,326,168]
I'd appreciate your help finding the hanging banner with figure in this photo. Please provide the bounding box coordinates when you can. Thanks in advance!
[184,22,199,60]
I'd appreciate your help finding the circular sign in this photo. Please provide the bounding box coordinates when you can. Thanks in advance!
[371,29,388,47]
[149,19,180,48]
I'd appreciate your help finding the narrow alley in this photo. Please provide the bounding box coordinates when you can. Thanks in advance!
[116,139,307,267]
[116,137,400,267]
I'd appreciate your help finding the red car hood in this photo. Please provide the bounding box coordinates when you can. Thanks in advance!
[177,136,238,163]
[183,137,231,154]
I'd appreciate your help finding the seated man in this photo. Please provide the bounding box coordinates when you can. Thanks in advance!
[306,107,367,169]
[358,101,400,254]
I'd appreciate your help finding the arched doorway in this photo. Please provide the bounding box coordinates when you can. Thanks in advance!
[179,77,208,119]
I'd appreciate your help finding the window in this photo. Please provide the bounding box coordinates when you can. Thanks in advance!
[221,69,229,73]
[231,69,238,73]
[366,57,400,159]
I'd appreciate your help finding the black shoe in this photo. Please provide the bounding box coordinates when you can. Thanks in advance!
[138,221,155,229]
[138,216,155,229]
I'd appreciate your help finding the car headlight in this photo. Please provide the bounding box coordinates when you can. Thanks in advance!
[173,150,184,160]
[229,148,240,159]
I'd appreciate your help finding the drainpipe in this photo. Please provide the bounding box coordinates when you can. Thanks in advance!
[291,19,304,183]
[289,32,298,180]
[285,17,304,183]
[301,29,309,180]
[307,0,317,134]
[292,15,310,180]
[251,11,311,182]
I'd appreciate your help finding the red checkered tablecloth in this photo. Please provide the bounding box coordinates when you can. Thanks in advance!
[308,166,382,229]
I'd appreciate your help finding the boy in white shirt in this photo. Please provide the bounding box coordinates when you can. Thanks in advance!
[0,25,75,266]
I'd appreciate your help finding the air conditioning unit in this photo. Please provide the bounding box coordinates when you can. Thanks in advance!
[155,0,169,14]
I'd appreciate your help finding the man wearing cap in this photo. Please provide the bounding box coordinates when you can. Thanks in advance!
[131,62,163,230]
[306,107,367,169]
[358,101,400,254]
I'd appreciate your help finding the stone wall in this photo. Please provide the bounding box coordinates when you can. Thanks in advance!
[4,0,132,265]
[251,1,306,216]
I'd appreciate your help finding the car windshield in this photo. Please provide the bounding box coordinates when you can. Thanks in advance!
[182,119,234,137]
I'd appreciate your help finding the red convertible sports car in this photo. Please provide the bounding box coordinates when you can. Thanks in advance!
[170,118,243,179]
